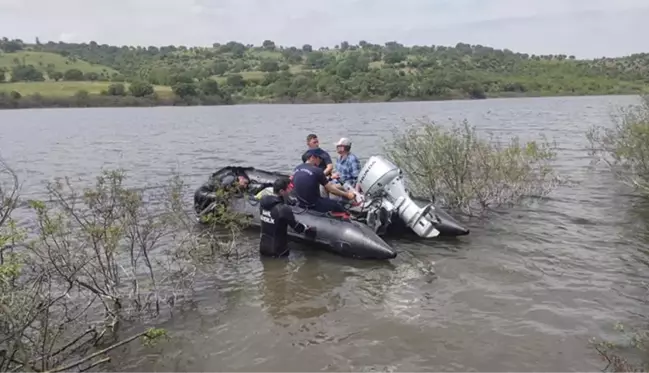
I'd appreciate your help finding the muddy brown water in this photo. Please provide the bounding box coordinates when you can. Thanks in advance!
[1,95,648,371]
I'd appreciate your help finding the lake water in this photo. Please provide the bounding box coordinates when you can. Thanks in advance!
[1,95,648,371]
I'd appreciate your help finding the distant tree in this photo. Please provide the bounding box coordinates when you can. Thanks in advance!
[212,62,229,76]
[74,89,89,100]
[220,41,246,57]
[10,65,45,82]
[0,70,4,83]
[262,40,276,50]
[168,73,194,85]
[230,60,246,73]
[259,60,279,72]
[383,51,406,64]
[302,44,312,52]
[305,51,331,69]
[226,74,244,88]
[106,83,126,96]
[48,71,63,81]
[199,79,221,95]
[0,39,24,53]
[63,68,84,81]
[172,82,198,98]
[128,80,154,97]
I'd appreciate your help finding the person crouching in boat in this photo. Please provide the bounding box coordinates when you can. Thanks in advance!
[259,177,315,257]
[292,148,356,213]
[219,174,250,191]
[194,170,250,216]
[331,137,361,192]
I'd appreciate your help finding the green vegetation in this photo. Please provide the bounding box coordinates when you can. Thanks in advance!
[588,95,649,195]
[586,95,649,371]
[0,81,172,97]
[0,158,250,371]
[385,118,562,216]
[386,103,649,370]
[1,36,649,108]
[0,50,119,79]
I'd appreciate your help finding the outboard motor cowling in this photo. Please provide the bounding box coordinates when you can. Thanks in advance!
[357,156,440,238]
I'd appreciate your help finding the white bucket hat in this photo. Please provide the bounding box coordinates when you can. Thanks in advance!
[335,137,352,147]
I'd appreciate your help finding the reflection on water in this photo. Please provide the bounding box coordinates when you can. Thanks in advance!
[3,95,649,370]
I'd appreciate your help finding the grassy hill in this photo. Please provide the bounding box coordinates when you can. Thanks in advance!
[1,37,649,108]
[0,50,118,79]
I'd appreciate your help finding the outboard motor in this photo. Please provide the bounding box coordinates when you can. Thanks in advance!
[357,156,440,238]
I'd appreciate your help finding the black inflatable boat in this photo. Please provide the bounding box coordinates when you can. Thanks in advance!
[193,166,398,260]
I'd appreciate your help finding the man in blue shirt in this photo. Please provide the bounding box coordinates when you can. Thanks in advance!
[292,148,356,213]
[301,133,333,177]
[331,137,361,189]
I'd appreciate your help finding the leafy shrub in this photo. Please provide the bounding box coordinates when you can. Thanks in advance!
[384,118,561,215]
[587,95,649,195]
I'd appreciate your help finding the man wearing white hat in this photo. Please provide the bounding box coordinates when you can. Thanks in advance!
[331,137,362,191]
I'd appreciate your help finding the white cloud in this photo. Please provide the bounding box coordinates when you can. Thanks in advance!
[58,32,76,43]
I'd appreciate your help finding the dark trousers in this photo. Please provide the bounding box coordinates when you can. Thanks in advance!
[310,197,346,213]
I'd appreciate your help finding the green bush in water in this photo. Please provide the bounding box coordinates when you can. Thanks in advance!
[384,117,562,216]
[588,94,649,195]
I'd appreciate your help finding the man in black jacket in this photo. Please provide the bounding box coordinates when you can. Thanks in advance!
[259,177,315,257]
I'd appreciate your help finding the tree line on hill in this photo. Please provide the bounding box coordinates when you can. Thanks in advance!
[1,36,649,108]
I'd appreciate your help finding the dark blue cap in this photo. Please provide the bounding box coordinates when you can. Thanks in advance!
[305,148,324,159]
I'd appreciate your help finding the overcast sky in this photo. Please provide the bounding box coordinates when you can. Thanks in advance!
[0,0,646,58]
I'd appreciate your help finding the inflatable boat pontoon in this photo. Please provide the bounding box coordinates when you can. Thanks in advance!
[193,155,469,260]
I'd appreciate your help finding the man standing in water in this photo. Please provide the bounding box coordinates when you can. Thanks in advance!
[259,177,315,257]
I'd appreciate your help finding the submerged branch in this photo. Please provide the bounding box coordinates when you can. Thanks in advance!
[44,330,147,373]
[0,163,247,372]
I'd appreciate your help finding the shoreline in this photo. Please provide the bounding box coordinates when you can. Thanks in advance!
[0,90,643,111]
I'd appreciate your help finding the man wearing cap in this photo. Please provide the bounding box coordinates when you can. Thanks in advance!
[331,137,362,189]
[292,148,356,213]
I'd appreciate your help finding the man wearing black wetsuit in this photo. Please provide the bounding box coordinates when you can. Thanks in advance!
[292,148,356,213]
[259,177,315,257]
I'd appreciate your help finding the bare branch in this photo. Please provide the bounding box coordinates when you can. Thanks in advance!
[1,164,246,373]
[44,330,147,373]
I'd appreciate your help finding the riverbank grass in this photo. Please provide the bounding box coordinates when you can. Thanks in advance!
[0,81,174,98]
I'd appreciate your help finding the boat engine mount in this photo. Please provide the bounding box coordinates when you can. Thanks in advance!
[356,156,440,238]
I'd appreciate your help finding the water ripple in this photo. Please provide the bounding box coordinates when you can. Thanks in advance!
[1,95,648,371]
